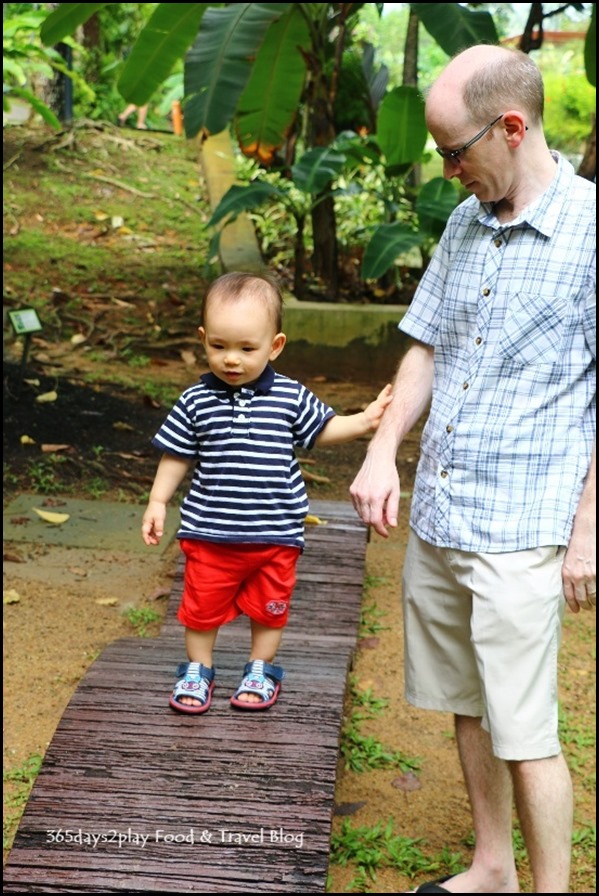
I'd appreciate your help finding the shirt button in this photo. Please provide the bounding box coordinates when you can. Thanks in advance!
[482,288,490,296]
[494,239,502,248]
[463,382,469,390]
[446,425,453,433]
[233,392,241,399]
[440,470,448,478]
[475,336,482,345]
[237,414,247,421]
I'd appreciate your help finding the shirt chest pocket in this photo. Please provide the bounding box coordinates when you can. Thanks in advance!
[497,292,569,366]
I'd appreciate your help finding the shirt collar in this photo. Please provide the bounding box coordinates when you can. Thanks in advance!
[478,151,574,237]
[200,364,275,396]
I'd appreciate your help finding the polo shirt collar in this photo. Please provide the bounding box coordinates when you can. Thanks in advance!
[200,364,275,396]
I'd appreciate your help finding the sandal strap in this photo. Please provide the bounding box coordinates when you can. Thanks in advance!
[173,662,214,704]
[233,659,285,703]
[242,659,285,683]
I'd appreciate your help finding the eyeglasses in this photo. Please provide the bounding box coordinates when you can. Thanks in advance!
[435,114,504,162]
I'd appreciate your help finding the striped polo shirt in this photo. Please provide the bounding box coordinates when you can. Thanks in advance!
[151,365,335,548]
[400,152,596,552]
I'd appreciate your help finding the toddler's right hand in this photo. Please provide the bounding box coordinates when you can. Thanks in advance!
[141,502,166,546]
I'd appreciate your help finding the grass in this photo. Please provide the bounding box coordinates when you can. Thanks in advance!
[3,755,43,853]
[123,606,162,637]
[329,817,466,892]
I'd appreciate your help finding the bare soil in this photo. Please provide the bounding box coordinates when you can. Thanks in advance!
[3,122,595,893]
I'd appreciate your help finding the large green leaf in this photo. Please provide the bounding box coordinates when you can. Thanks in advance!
[40,2,108,46]
[118,4,207,104]
[376,86,427,168]
[235,6,311,164]
[361,223,422,281]
[291,147,347,195]
[584,4,596,87]
[416,177,459,240]
[6,86,61,129]
[411,3,498,56]
[207,182,286,228]
[184,3,291,139]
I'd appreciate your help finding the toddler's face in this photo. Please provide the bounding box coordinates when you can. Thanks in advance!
[199,296,285,388]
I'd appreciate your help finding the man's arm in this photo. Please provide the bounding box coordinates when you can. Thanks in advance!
[562,441,596,613]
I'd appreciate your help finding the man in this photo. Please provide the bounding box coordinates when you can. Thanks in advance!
[350,44,595,894]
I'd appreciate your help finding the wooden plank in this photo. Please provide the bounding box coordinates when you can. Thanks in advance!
[3,501,367,893]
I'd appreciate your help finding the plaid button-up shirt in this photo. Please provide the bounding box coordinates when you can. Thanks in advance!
[401,153,596,551]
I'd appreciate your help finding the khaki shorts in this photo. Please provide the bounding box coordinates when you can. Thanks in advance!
[402,531,565,761]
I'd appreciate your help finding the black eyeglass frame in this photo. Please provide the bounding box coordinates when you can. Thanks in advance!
[435,113,505,162]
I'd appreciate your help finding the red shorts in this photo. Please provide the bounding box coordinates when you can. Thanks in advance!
[178,540,301,631]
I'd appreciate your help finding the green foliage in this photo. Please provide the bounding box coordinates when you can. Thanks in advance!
[3,753,43,851]
[330,817,447,887]
[543,71,596,154]
[341,672,420,774]
[123,605,161,636]
[3,7,75,128]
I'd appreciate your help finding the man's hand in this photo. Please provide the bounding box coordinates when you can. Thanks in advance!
[350,451,400,538]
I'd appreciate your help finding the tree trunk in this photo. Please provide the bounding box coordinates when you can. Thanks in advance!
[311,195,338,297]
[307,91,339,298]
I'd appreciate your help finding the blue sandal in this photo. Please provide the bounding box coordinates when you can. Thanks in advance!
[230,659,285,710]
[169,662,215,714]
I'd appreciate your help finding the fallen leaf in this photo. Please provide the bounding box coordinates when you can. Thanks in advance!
[23,378,40,387]
[32,508,70,525]
[334,801,367,816]
[70,333,87,346]
[357,637,380,649]
[305,514,328,525]
[20,434,36,445]
[3,551,25,563]
[35,390,58,404]
[112,421,135,431]
[41,444,71,453]
[146,586,171,601]
[95,597,118,606]
[180,350,197,367]
[303,471,331,484]
[391,772,422,792]
[3,589,22,605]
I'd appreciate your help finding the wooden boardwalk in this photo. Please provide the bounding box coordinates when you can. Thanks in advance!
[4,500,369,893]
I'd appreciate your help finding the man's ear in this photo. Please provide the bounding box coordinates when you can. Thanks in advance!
[503,111,528,147]
[270,332,287,360]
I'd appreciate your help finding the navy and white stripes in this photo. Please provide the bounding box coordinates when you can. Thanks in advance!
[152,366,335,548]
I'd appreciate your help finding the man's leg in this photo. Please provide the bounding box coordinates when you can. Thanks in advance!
[439,715,519,893]
[511,753,573,893]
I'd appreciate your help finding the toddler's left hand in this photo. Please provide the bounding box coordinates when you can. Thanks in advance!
[364,383,393,429]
